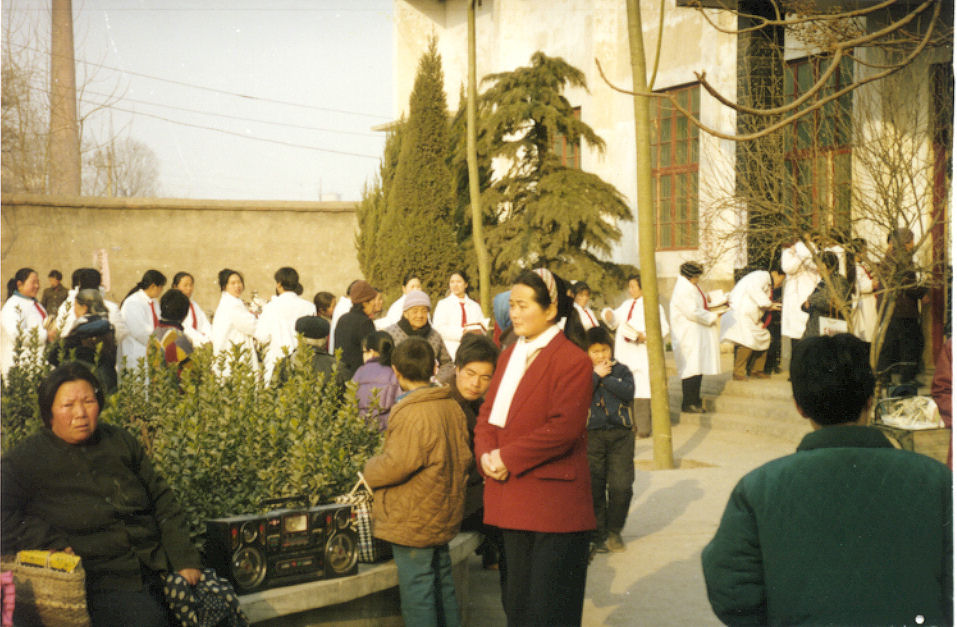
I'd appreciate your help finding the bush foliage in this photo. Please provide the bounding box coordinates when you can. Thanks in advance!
[1,338,382,541]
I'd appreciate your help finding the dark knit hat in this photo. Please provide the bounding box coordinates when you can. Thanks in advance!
[349,280,378,304]
[295,315,330,339]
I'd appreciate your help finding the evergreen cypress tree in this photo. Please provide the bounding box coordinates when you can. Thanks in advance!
[385,38,463,299]
[356,121,403,286]
[478,52,634,297]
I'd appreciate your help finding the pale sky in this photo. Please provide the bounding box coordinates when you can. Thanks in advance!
[3,0,394,201]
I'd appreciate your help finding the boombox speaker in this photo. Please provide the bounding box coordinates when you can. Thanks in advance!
[204,503,359,593]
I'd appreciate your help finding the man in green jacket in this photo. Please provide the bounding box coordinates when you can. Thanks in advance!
[701,334,952,626]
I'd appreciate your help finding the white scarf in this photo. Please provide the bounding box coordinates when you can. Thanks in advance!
[488,325,561,428]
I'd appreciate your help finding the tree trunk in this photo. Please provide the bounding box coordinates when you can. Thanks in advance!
[467,0,491,316]
[48,0,81,195]
[627,0,674,469]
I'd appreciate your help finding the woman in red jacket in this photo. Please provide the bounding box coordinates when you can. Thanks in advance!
[474,268,594,626]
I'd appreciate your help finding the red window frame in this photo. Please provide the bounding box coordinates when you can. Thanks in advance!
[551,107,581,169]
[652,84,700,250]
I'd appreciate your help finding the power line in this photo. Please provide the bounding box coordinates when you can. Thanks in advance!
[65,84,380,137]
[83,99,381,159]
[14,43,392,120]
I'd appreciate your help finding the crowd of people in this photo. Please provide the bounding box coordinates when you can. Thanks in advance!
[0,228,947,626]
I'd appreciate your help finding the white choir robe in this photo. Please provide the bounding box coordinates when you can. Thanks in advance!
[376,295,406,330]
[254,291,317,381]
[211,292,260,374]
[118,290,158,372]
[574,303,600,331]
[781,241,820,339]
[852,263,878,343]
[720,270,772,351]
[183,298,212,347]
[0,294,48,377]
[669,275,721,379]
[433,294,484,359]
[606,297,669,399]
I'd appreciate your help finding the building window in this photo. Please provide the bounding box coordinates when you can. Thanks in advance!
[652,84,700,250]
[783,55,854,231]
[551,107,581,169]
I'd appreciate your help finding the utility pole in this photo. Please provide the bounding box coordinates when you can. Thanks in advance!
[627,0,674,469]
[467,0,491,316]
[48,0,81,194]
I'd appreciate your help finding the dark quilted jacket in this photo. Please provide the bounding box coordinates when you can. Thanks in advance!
[363,385,472,547]
[702,425,952,625]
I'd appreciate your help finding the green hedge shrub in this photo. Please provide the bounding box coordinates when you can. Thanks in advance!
[2,337,382,542]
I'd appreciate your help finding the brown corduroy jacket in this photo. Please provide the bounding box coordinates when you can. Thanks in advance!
[363,385,472,547]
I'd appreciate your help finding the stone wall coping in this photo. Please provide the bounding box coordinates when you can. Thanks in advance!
[1,193,357,213]
[238,531,481,623]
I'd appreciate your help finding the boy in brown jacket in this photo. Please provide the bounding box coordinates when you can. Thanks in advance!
[363,337,473,626]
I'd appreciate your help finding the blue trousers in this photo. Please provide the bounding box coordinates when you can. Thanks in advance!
[391,543,461,627]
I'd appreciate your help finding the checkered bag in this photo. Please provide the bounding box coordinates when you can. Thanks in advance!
[333,473,392,563]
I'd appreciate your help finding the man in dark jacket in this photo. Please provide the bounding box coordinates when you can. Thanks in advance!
[877,227,928,383]
[701,334,952,626]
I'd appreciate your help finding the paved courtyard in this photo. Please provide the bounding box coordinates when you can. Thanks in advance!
[465,420,801,626]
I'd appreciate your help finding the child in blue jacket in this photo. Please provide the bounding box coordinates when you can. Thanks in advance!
[585,327,636,554]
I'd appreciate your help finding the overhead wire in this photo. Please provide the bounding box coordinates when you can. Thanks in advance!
[14,43,392,120]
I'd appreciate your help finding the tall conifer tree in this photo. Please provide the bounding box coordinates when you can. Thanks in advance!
[385,38,463,298]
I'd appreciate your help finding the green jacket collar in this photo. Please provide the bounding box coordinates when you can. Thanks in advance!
[797,425,894,452]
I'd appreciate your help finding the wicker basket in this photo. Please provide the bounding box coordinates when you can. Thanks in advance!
[0,553,90,627]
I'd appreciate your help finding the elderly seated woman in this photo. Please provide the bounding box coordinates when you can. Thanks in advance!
[383,289,454,384]
[1,362,203,626]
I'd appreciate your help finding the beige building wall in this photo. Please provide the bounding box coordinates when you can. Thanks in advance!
[0,194,361,317]
[393,0,741,290]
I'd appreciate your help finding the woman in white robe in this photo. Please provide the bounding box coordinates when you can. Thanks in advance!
[720,269,783,380]
[433,270,484,360]
[118,270,165,372]
[781,239,819,342]
[172,272,212,348]
[849,238,878,344]
[572,282,601,331]
[1,268,49,378]
[602,274,669,437]
[254,267,317,382]
[669,262,720,413]
[211,268,259,374]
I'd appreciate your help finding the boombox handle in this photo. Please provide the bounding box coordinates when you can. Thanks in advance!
[259,494,309,509]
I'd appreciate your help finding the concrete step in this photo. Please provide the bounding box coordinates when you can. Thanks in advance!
[664,371,808,444]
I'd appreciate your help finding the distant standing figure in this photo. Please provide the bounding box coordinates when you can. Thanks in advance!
[333,280,382,380]
[313,291,337,321]
[602,274,669,437]
[49,289,118,395]
[1,267,50,377]
[849,238,878,344]
[118,270,166,372]
[702,334,952,626]
[720,268,783,380]
[171,271,212,347]
[255,267,317,381]
[383,289,454,384]
[584,327,635,555]
[801,251,852,340]
[328,280,359,355]
[877,228,928,384]
[669,262,720,413]
[572,282,600,331]
[781,238,819,355]
[149,289,194,372]
[352,331,401,431]
[210,268,259,374]
[40,270,69,318]
[433,270,485,360]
